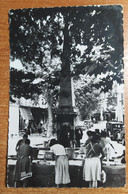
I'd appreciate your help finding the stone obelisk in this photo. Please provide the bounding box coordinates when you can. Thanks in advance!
[57,60,77,132]
[56,24,77,141]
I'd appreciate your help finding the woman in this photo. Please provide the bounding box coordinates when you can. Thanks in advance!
[83,132,104,188]
[14,139,33,187]
[49,139,71,188]
[15,134,28,156]
[100,131,115,161]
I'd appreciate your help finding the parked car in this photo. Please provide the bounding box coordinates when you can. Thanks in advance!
[106,121,124,141]
[120,126,125,145]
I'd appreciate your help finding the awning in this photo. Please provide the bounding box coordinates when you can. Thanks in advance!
[20,107,34,120]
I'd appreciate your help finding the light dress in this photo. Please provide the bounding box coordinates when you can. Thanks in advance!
[83,157,101,181]
[50,144,71,185]
[83,142,102,182]
[100,137,115,159]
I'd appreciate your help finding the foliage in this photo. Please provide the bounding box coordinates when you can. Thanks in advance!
[74,74,100,119]
[9,6,124,118]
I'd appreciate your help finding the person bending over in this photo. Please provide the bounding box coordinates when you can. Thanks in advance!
[49,139,71,188]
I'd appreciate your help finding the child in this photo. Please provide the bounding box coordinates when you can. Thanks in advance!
[49,139,71,188]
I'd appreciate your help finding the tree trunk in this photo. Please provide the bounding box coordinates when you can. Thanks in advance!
[46,90,53,137]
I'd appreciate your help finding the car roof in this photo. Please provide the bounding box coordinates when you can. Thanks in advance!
[107,122,124,125]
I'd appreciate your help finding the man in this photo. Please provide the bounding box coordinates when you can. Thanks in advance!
[75,127,83,147]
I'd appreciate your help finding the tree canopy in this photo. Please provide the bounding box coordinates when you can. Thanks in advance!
[9,5,124,103]
[74,74,100,119]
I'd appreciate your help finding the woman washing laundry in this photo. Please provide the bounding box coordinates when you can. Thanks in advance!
[100,130,116,161]
[49,139,71,188]
[14,139,33,187]
[83,131,105,188]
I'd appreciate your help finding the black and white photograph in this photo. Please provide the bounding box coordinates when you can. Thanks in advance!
[7,5,125,188]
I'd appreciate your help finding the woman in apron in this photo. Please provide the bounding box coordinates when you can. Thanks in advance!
[83,132,104,188]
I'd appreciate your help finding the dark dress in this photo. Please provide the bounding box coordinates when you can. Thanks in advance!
[15,139,24,156]
[75,128,83,147]
[14,144,33,182]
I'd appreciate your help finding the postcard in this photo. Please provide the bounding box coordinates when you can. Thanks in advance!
[7,5,125,188]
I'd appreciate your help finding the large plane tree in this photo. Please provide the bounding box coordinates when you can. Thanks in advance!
[9,5,124,136]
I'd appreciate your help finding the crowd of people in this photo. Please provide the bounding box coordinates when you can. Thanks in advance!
[13,126,125,188]
[49,130,110,188]
[57,124,83,148]
[21,121,47,136]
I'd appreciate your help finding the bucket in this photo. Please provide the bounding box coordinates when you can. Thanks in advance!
[32,148,39,159]
[44,152,54,160]
[43,141,49,148]
[66,148,75,159]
